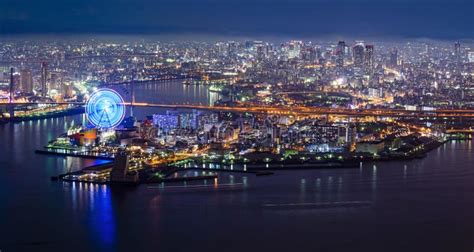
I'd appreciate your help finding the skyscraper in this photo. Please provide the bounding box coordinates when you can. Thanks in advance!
[454,42,462,64]
[454,42,461,57]
[468,51,474,63]
[302,46,317,63]
[389,48,398,67]
[352,42,365,67]
[40,62,48,97]
[227,41,238,58]
[364,44,374,71]
[336,41,346,68]
[49,72,61,91]
[20,69,33,93]
[316,46,322,61]
[9,68,14,103]
[287,40,302,59]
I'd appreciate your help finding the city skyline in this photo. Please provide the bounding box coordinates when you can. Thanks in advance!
[0,1,473,252]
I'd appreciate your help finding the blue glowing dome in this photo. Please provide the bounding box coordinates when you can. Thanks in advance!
[86,88,126,128]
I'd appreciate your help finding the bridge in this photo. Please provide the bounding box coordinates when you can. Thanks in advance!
[2,101,474,119]
[445,128,474,134]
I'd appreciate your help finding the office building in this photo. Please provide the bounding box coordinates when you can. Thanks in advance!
[389,48,398,67]
[364,44,374,71]
[20,69,33,93]
[40,62,48,96]
[336,41,346,68]
[353,42,365,67]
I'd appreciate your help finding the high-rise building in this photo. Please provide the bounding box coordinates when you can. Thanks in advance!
[468,51,474,63]
[364,45,374,71]
[302,46,317,63]
[287,40,302,59]
[227,41,238,58]
[315,46,323,63]
[9,68,14,103]
[255,44,266,62]
[389,48,398,67]
[336,41,346,68]
[20,69,33,93]
[40,62,48,97]
[454,42,461,57]
[49,72,61,91]
[352,42,365,67]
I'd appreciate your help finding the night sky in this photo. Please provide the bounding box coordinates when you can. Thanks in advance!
[0,0,473,39]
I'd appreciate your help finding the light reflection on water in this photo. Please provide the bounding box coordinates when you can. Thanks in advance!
[116,80,220,119]
[0,80,473,251]
[70,182,116,248]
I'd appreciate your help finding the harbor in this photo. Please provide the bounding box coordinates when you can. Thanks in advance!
[1,7,474,251]
[39,132,458,186]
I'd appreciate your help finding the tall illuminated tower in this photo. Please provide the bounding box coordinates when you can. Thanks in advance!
[20,69,33,93]
[336,41,346,68]
[9,67,14,119]
[40,61,48,97]
[9,68,14,103]
[352,42,365,67]
[454,42,461,64]
[389,48,398,67]
[364,44,374,71]
[454,42,461,57]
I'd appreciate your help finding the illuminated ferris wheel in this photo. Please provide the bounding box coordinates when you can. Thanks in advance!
[85,88,126,128]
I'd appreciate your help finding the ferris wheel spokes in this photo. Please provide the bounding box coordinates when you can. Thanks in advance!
[86,88,126,129]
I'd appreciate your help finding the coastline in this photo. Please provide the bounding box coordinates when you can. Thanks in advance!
[40,138,465,185]
[9,106,85,123]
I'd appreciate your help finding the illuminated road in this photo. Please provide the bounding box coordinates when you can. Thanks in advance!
[2,101,474,118]
[445,129,474,133]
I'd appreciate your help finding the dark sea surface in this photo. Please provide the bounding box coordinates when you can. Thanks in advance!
[0,80,473,252]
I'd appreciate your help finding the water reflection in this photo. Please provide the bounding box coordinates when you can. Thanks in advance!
[1,78,473,251]
[372,165,377,201]
[120,80,219,119]
[403,164,408,180]
[300,178,306,202]
[70,182,116,249]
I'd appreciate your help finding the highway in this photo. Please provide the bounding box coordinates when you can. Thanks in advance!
[2,101,474,118]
